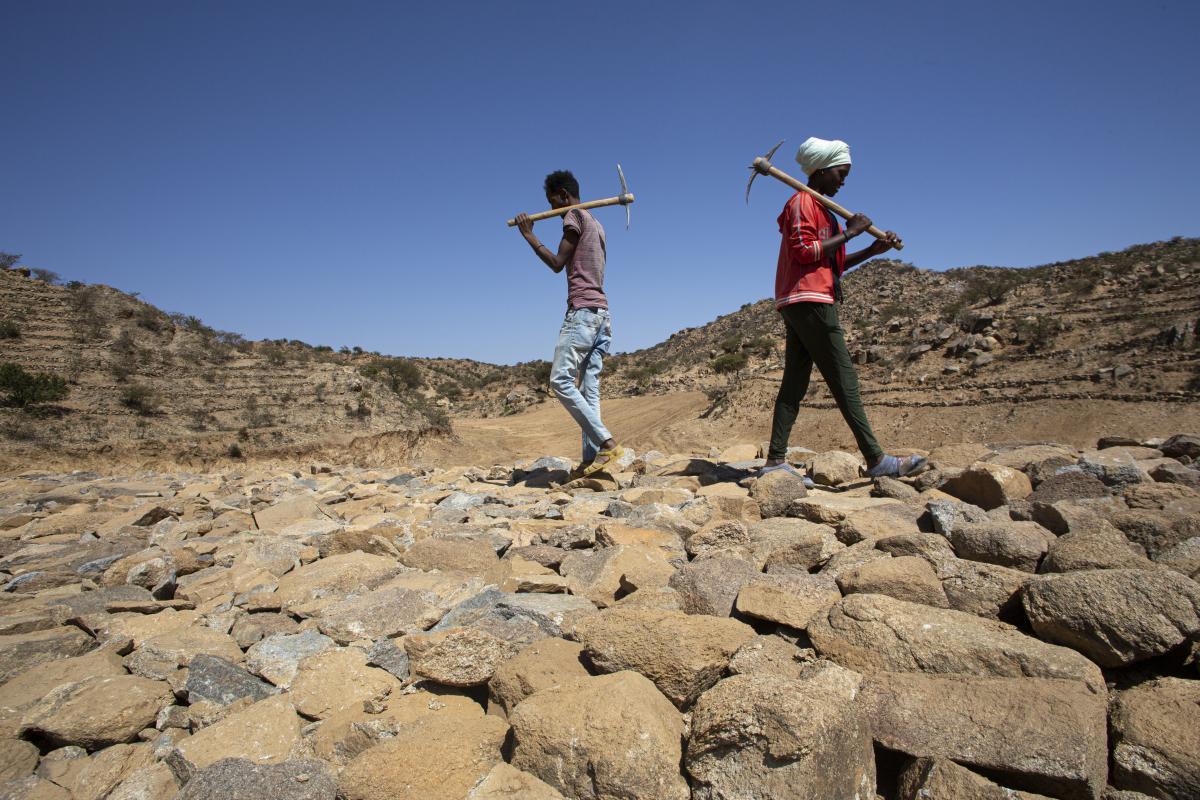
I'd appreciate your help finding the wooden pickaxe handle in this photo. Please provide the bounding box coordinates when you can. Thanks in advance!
[752,158,903,250]
[506,194,634,227]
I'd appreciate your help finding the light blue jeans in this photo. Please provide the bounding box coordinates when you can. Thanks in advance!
[550,307,613,461]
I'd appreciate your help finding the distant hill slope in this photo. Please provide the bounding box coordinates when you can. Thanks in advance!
[0,270,452,468]
[2,237,1197,469]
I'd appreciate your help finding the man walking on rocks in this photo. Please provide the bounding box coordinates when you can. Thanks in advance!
[762,137,925,479]
[514,170,628,478]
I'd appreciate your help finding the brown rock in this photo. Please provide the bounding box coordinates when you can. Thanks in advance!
[339,713,508,800]
[685,519,751,560]
[572,607,755,708]
[836,556,949,607]
[747,517,843,571]
[0,650,126,736]
[20,676,172,750]
[167,694,303,781]
[1041,526,1156,573]
[1110,677,1200,798]
[863,672,1107,800]
[897,757,1055,799]
[405,627,519,687]
[942,462,1033,510]
[687,666,875,800]
[837,507,922,544]
[809,593,1105,692]
[935,557,1030,621]
[1023,569,1200,667]
[289,648,400,718]
[875,532,957,564]
[0,627,94,684]
[559,544,675,607]
[810,451,862,486]
[727,634,815,679]
[467,762,566,799]
[0,739,39,782]
[948,521,1051,572]
[264,552,400,611]
[749,468,808,517]
[735,573,843,628]
[308,691,482,766]
[509,671,689,800]
[399,537,499,574]
[137,626,243,667]
[488,638,589,716]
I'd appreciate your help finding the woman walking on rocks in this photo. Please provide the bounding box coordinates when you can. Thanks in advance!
[761,137,925,479]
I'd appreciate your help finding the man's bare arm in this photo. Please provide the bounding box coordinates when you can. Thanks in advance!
[514,213,579,273]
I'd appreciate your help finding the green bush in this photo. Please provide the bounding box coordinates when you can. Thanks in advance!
[0,320,19,339]
[0,363,69,408]
[360,357,423,393]
[120,384,160,415]
[227,443,243,459]
[30,268,60,284]
[745,336,774,357]
[437,381,463,401]
[712,352,749,374]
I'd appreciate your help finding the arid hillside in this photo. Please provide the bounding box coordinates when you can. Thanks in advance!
[2,238,1198,472]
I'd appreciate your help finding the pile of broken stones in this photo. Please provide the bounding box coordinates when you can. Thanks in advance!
[0,433,1198,799]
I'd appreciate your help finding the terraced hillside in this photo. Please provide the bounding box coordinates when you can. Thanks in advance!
[0,271,447,469]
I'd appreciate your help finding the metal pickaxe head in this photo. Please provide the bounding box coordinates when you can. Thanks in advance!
[617,163,632,229]
[745,140,784,203]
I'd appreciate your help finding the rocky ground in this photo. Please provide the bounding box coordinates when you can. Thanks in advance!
[0,433,1197,799]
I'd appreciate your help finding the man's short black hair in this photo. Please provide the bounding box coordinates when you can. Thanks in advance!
[544,170,579,198]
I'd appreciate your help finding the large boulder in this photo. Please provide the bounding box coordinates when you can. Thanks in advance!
[166,695,304,781]
[338,713,508,800]
[863,672,1108,800]
[487,638,590,716]
[1040,526,1155,573]
[0,627,95,684]
[405,627,520,687]
[508,672,689,800]
[1022,569,1200,666]
[668,556,760,617]
[571,607,755,708]
[735,573,843,628]
[809,594,1104,692]
[749,468,808,517]
[686,665,875,800]
[19,676,172,750]
[288,648,401,719]
[934,557,1031,622]
[942,463,1033,510]
[262,552,400,611]
[836,556,949,607]
[810,451,862,487]
[948,521,1051,572]
[399,537,499,574]
[1110,677,1200,798]
[243,630,335,688]
[559,545,675,607]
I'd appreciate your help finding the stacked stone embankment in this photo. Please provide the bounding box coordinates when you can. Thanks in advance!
[0,434,1197,798]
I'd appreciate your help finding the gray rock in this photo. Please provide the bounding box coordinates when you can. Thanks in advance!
[365,638,410,680]
[185,655,278,705]
[243,630,335,688]
[927,499,989,537]
[176,758,336,800]
[668,556,760,617]
[1078,452,1150,489]
[1161,434,1200,460]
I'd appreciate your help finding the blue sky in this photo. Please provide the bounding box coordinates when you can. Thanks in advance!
[3,1,1197,364]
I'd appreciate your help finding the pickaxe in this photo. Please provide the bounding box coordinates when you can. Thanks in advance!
[746,140,903,250]
[507,164,635,230]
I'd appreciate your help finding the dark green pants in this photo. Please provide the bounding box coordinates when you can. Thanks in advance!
[767,302,883,462]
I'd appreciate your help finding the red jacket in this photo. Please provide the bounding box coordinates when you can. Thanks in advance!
[775,191,844,307]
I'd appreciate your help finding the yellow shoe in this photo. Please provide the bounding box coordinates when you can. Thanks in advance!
[580,445,628,477]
